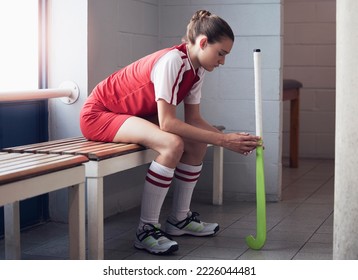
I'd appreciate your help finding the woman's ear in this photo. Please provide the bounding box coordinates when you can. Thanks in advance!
[199,36,208,50]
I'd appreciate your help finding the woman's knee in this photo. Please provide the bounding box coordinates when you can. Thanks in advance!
[156,134,184,165]
[166,134,184,158]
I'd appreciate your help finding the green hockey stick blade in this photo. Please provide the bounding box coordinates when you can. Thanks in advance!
[245,145,267,250]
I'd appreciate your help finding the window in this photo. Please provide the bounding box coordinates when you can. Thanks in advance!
[0,0,39,91]
[0,1,48,234]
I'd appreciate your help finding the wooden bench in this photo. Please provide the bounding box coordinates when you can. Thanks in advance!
[0,152,88,259]
[3,136,224,259]
[283,79,302,168]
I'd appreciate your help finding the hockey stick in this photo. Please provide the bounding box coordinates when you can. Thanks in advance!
[245,49,267,250]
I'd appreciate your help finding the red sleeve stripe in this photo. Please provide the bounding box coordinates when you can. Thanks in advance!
[170,62,186,104]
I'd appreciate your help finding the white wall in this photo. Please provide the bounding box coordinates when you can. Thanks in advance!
[47,0,88,139]
[283,0,336,159]
[47,0,283,220]
[88,0,160,91]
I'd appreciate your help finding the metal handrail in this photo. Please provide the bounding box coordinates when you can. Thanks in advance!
[0,81,80,104]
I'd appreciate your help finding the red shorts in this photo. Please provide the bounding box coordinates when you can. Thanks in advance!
[80,97,131,142]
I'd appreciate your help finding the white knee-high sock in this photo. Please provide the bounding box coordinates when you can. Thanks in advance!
[139,161,174,229]
[171,162,202,221]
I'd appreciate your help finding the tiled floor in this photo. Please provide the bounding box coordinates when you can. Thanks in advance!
[0,158,334,260]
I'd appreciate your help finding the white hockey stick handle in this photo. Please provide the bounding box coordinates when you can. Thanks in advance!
[254,49,263,137]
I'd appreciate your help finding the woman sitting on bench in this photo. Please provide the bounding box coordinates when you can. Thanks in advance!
[80,9,260,255]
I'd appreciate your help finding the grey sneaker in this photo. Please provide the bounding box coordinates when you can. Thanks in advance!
[165,211,219,236]
[134,223,178,254]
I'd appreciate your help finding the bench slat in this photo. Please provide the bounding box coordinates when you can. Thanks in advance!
[0,153,59,168]
[3,137,84,153]
[2,137,146,161]
[85,143,145,160]
[0,154,74,172]
[35,140,105,154]
[0,154,88,185]
[0,152,31,161]
[22,139,88,153]
[53,142,120,154]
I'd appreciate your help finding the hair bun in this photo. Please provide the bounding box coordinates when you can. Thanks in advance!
[185,9,234,44]
[192,10,211,21]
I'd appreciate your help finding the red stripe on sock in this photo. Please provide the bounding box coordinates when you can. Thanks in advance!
[145,176,171,188]
[148,169,173,182]
[174,174,200,182]
[175,167,201,177]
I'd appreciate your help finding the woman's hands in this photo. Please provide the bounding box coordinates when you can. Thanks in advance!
[222,132,262,155]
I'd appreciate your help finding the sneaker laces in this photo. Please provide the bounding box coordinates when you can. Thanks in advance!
[168,211,201,229]
[137,223,173,242]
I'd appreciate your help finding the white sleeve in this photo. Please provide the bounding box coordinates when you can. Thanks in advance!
[151,50,184,105]
[184,68,205,104]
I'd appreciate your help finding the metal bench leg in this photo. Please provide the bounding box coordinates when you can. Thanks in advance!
[87,176,104,260]
[4,202,21,260]
[212,146,224,205]
[68,183,86,259]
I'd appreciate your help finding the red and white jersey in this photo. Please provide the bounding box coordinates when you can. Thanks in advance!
[90,43,205,117]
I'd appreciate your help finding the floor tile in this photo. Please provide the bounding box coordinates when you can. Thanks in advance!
[186,245,245,259]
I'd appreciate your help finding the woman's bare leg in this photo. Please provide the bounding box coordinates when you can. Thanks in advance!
[113,116,184,168]
[168,139,207,222]
[113,116,183,253]
[181,139,208,165]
